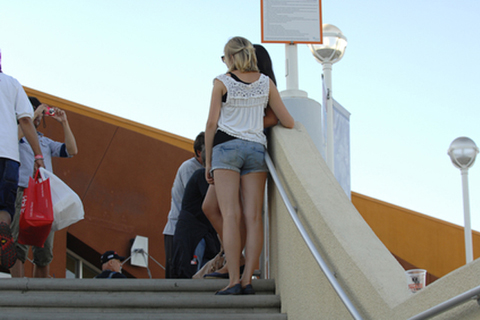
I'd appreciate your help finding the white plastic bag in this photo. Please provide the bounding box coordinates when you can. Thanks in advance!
[39,168,84,231]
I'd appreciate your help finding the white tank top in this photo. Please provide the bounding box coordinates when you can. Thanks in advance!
[215,73,270,147]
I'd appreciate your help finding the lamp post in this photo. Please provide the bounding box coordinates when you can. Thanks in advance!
[308,24,347,172]
[448,137,479,263]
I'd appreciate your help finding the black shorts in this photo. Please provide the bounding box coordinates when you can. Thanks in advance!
[0,158,20,219]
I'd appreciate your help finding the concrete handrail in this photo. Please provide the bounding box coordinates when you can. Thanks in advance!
[408,285,480,320]
[265,152,363,320]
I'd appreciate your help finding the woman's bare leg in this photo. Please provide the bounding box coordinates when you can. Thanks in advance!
[240,172,267,288]
[202,185,223,240]
[212,169,242,288]
[203,184,246,274]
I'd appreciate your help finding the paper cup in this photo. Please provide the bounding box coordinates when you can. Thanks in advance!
[405,269,427,293]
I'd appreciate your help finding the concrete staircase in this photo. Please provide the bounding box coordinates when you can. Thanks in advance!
[0,278,287,320]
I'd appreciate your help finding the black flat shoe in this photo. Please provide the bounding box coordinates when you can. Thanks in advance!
[215,283,242,295]
[242,284,255,295]
[205,265,245,279]
[204,271,229,279]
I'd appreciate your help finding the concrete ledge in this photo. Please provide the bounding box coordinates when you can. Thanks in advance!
[267,121,480,319]
[268,122,411,319]
[393,258,480,319]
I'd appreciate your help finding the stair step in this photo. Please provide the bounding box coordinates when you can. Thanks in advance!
[0,293,281,310]
[0,312,288,320]
[0,278,287,319]
[0,278,276,292]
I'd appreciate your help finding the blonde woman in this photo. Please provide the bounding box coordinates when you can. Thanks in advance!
[205,37,294,295]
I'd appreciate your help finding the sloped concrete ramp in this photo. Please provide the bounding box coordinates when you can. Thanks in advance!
[267,122,480,319]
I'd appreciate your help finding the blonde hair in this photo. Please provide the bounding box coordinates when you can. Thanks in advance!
[224,37,259,73]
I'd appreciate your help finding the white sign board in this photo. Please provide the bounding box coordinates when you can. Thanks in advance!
[131,235,148,268]
[261,0,322,44]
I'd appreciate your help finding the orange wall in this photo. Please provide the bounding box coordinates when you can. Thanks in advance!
[19,87,476,280]
[352,192,480,279]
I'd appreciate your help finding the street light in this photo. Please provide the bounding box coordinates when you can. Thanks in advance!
[448,137,479,263]
[308,24,347,172]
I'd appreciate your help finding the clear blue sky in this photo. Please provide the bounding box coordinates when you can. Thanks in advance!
[2,0,480,231]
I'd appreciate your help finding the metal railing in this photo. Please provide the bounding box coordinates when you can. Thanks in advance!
[408,285,480,320]
[265,151,480,320]
[265,153,363,320]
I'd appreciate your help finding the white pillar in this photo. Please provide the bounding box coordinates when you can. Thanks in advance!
[285,43,299,91]
[461,168,473,263]
[322,62,334,171]
[282,44,307,98]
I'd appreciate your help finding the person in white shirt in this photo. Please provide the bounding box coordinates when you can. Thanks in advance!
[0,49,45,269]
[163,132,204,278]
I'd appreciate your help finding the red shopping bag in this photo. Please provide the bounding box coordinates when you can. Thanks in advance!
[18,169,54,247]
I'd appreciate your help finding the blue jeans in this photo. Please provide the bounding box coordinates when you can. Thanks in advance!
[194,238,206,272]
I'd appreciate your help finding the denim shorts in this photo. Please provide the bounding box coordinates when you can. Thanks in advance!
[0,158,20,219]
[212,139,268,176]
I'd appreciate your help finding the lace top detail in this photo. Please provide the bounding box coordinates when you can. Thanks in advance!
[215,73,270,147]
